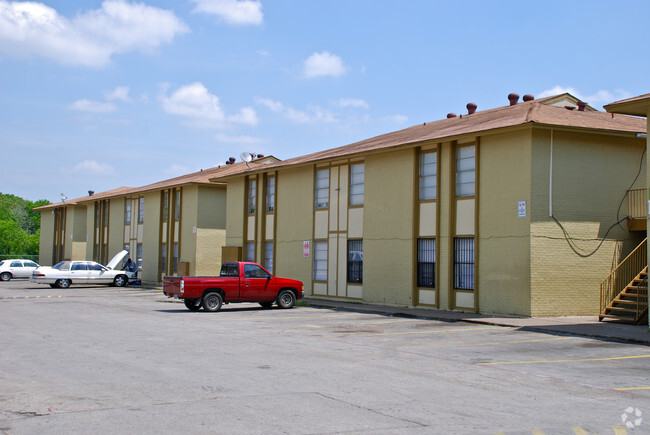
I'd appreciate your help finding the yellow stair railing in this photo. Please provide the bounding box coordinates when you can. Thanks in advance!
[600,238,647,319]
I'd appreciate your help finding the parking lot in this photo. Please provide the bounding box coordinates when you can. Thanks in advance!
[1,280,649,434]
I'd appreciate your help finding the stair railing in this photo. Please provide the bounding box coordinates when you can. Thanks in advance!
[600,238,647,315]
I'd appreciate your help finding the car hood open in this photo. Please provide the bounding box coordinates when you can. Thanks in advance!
[106,250,129,270]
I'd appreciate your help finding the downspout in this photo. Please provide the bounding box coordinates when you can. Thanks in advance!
[549,129,554,217]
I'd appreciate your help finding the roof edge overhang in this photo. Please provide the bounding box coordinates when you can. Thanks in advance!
[604,95,650,117]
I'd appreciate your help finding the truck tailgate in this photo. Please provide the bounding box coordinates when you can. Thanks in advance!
[163,276,182,297]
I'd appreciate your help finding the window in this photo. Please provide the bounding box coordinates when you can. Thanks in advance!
[125,200,131,224]
[103,200,109,226]
[456,145,475,197]
[419,152,437,200]
[137,243,143,269]
[244,264,270,279]
[454,237,474,290]
[10,261,22,268]
[248,179,257,214]
[315,168,329,209]
[24,261,38,268]
[173,242,179,273]
[266,177,275,213]
[174,190,181,221]
[162,191,169,221]
[220,264,239,277]
[313,241,327,281]
[417,239,436,288]
[138,198,144,223]
[246,242,255,262]
[264,242,273,274]
[349,163,364,206]
[161,243,167,273]
[347,240,363,283]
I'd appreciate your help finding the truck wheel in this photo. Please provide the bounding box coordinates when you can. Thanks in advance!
[276,290,296,309]
[259,301,273,309]
[202,292,223,312]
[184,298,201,311]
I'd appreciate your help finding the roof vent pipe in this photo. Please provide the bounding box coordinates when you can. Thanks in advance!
[88,190,94,196]
[523,94,534,102]
[466,102,477,115]
[447,113,457,118]
[508,93,519,106]
[577,101,587,112]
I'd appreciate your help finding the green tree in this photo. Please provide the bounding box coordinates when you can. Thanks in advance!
[0,193,50,257]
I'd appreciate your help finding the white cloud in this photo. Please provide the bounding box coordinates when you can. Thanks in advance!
[104,86,131,102]
[383,114,408,124]
[69,99,117,113]
[255,97,336,124]
[337,98,369,109]
[160,82,258,127]
[72,160,116,175]
[191,0,263,25]
[303,51,346,78]
[0,0,188,67]
[255,97,284,112]
[538,86,633,108]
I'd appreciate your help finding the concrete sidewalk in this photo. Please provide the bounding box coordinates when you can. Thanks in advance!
[303,297,650,345]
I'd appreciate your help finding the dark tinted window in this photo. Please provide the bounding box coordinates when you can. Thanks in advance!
[220,264,239,277]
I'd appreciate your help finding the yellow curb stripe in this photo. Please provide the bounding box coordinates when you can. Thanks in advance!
[614,386,650,391]
[400,336,575,349]
[571,427,589,435]
[479,354,650,365]
[346,326,500,337]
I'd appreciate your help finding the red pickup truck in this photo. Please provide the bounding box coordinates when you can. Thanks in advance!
[163,262,304,312]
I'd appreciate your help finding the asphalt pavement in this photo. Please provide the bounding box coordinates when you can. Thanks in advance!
[302,297,650,345]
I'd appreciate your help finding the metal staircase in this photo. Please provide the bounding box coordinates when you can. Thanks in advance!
[600,239,648,324]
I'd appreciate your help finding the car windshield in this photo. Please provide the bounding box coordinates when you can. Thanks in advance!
[53,261,71,270]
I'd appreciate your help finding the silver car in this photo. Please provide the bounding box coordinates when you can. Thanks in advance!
[30,250,134,289]
[0,259,41,281]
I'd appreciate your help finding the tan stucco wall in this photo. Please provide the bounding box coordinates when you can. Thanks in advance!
[226,179,245,248]
[141,191,161,285]
[478,130,532,316]
[195,228,225,276]
[275,166,314,293]
[363,149,416,306]
[39,211,54,265]
[530,129,646,316]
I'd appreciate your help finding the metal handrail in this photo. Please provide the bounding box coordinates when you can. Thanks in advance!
[600,238,647,316]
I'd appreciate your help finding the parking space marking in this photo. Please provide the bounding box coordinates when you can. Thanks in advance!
[399,336,577,349]
[479,354,650,365]
[2,295,64,299]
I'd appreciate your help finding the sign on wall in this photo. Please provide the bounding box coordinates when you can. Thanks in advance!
[518,200,527,218]
[303,241,310,257]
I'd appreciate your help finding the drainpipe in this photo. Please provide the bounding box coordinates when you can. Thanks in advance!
[549,129,554,217]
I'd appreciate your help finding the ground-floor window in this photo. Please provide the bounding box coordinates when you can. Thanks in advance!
[137,243,143,269]
[246,242,255,262]
[173,242,179,273]
[313,241,327,281]
[417,238,435,288]
[347,239,363,283]
[161,243,167,274]
[454,237,474,290]
[265,242,273,274]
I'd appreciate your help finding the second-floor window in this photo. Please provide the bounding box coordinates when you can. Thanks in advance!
[419,152,437,200]
[138,198,144,223]
[266,177,275,213]
[174,190,181,220]
[124,199,131,224]
[456,145,475,197]
[349,163,364,206]
[248,179,257,215]
[315,168,329,209]
[162,191,169,221]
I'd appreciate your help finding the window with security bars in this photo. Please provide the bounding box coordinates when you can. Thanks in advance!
[419,152,437,200]
[264,242,273,274]
[453,237,474,290]
[347,240,363,283]
[313,241,327,281]
[417,238,435,288]
[315,168,329,209]
[456,145,475,197]
[349,163,364,206]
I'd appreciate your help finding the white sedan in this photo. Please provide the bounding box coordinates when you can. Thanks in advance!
[0,259,41,281]
[31,250,135,289]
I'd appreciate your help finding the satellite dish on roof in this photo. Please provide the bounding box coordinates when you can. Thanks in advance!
[240,152,253,163]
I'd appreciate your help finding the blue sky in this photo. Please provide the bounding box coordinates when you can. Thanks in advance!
[1,0,649,203]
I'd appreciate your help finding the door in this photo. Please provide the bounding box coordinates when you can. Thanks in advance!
[87,262,110,284]
[70,262,90,284]
[241,264,272,301]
